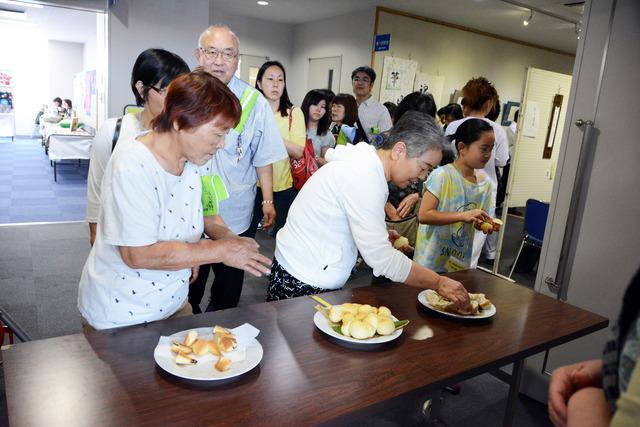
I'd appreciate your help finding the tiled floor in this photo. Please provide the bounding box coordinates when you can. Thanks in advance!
[0,137,88,224]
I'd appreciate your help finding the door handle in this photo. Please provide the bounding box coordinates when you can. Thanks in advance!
[575,119,594,127]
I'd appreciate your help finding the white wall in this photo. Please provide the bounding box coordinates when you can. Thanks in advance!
[508,68,572,207]
[107,0,210,117]
[288,9,376,106]
[0,21,48,136]
[48,41,84,102]
[209,9,295,73]
[373,10,575,111]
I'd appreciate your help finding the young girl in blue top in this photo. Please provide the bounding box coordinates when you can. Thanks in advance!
[413,118,496,273]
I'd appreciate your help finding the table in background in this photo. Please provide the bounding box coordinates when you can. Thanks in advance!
[45,127,93,182]
[0,113,15,141]
[2,270,608,426]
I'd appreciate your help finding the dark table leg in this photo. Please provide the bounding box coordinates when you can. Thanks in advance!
[54,161,57,182]
[502,359,525,427]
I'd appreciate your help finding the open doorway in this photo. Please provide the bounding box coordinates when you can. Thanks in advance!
[0,1,107,224]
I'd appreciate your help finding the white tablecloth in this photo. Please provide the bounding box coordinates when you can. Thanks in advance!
[0,113,15,138]
[48,134,93,161]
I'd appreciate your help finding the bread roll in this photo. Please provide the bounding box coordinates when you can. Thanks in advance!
[329,306,344,323]
[175,352,197,365]
[364,313,379,330]
[217,335,237,353]
[377,306,392,317]
[192,339,209,356]
[213,325,231,335]
[358,304,375,315]
[377,317,395,336]
[184,330,198,347]
[215,356,231,372]
[208,339,221,356]
[171,342,192,354]
[341,320,353,337]
[342,312,355,323]
[349,320,371,340]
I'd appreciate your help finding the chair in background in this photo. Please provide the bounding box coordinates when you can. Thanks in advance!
[123,104,144,115]
[508,199,550,278]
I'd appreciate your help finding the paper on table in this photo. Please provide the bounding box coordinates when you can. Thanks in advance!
[158,323,260,363]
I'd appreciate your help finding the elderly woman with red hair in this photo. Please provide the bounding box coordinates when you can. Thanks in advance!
[78,69,271,330]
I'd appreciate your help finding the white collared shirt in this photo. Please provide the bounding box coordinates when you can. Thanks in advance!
[357,96,393,141]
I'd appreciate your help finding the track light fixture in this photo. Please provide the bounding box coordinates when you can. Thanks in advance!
[523,9,533,26]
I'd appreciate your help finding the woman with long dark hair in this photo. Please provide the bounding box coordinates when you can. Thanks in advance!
[247,60,306,237]
[301,89,334,166]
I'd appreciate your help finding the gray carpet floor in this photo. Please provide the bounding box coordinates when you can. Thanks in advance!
[0,137,89,224]
[0,218,548,426]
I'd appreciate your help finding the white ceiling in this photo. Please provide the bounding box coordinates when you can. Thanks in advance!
[0,0,583,53]
[0,2,96,44]
[212,0,583,54]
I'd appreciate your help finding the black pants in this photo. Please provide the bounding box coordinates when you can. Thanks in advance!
[188,229,253,313]
[246,186,298,238]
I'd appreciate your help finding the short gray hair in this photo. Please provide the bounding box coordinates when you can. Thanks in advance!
[382,111,445,157]
[198,25,240,51]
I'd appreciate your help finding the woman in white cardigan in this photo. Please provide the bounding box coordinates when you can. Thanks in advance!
[270,111,470,309]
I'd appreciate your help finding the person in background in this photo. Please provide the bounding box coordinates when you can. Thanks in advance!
[52,97,63,113]
[86,48,190,245]
[247,60,306,238]
[438,103,464,130]
[383,101,397,121]
[414,118,495,273]
[269,111,469,309]
[62,99,74,117]
[319,88,335,105]
[382,92,439,249]
[500,109,519,212]
[549,266,640,427]
[330,93,368,144]
[351,65,392,140]
[444,77,508,267]
[77,70,271,330]
[485,97,501,122]
[189,25,287,313]
[301,89,334,166]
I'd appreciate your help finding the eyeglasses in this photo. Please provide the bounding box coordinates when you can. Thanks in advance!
[147,86,168,96]
[199,47,237,62]
[352,76,371,84]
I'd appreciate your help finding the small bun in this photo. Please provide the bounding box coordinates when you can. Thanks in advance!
[377,317,395,336]
[192,339,208,356]
[215,356,231,372]
[184,330,198,347]
[349,320,371,340]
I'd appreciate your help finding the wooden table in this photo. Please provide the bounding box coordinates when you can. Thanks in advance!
[2,270,608,426]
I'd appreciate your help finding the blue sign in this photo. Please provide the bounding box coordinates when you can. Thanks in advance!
[375,34,391,52]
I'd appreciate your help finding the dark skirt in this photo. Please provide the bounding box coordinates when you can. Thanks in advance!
[267,258,332,302]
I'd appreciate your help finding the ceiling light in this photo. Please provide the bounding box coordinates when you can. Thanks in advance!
[523,10,533,26]
[575,22,581,39]
[257,1,269,5]
[0,0,43,8]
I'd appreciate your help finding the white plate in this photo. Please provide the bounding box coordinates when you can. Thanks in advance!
[154,327,263,381]
[418,289,497,319]
[313,311,403,344]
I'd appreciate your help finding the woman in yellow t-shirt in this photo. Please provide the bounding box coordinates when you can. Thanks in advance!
[248,61,307,237]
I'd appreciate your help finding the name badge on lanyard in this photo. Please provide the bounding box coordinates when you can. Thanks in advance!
[234,88,260,164]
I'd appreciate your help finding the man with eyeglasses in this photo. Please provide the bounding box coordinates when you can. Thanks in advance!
[189,25,287,313]
[352,66,393,141]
